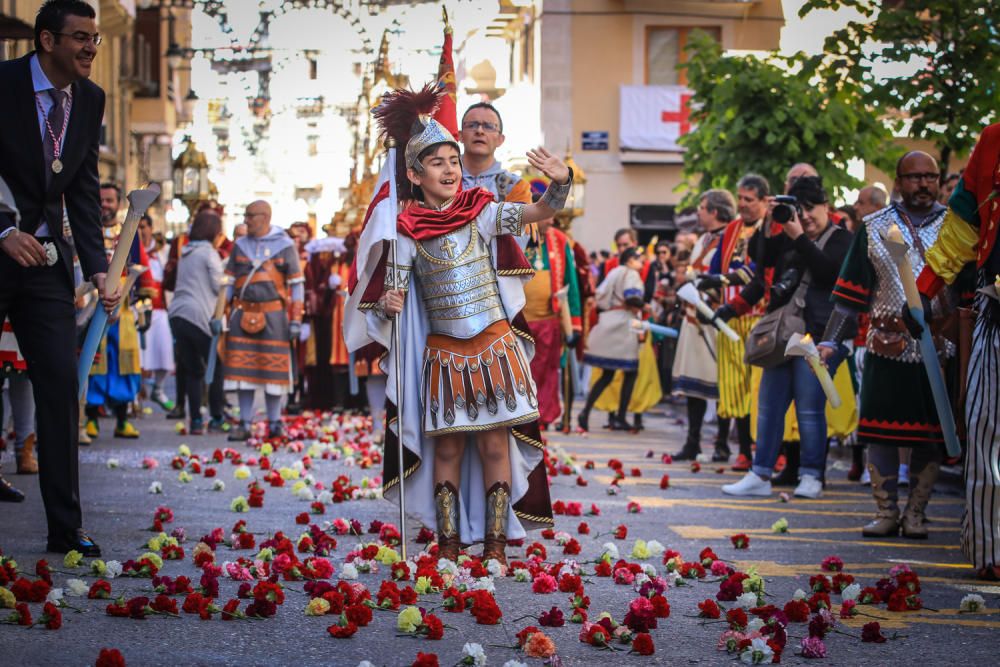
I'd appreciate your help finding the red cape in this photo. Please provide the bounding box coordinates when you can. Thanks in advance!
[396,188,495,241]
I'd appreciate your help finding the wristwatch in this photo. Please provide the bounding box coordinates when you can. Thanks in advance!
[0,227,16,242]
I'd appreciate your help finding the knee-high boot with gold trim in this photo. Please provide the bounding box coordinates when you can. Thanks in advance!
[434,481,461,561]
[482,481,511,566]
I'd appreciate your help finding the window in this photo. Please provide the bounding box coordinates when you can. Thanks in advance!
[645,26,720,86]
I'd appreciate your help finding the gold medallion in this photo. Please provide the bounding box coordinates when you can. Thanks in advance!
[51,158,63,174]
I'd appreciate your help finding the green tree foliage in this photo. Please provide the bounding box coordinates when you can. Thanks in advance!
[799,0,1000,172]
[678,31,897,204]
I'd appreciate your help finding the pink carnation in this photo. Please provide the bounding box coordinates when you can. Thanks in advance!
[532,573,557,594]
[710,560,730,576]
[800,636,827,658]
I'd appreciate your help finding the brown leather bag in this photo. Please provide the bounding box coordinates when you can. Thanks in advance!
[238,308,266,335]
[869,315,909,358]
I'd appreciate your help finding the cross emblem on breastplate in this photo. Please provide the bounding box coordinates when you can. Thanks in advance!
[439,236,458,259]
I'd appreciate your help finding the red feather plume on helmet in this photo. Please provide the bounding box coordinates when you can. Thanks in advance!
[372,83,444,198]
[373,83,442,147]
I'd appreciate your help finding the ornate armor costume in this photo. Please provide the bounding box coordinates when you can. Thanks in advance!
[829,203,950,447]
[387,205,539,436]
[345,87,568,556]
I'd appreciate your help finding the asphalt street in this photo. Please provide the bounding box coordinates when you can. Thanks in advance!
[1,397,997,667]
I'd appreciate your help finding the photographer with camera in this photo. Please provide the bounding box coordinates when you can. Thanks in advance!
[720,176,853,500]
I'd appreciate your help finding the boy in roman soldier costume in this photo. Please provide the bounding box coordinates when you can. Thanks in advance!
[345,87,571,565]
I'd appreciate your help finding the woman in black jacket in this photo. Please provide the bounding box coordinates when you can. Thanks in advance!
[717,176,853,500]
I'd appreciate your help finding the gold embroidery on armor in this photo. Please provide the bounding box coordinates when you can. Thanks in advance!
[439,237,458,259]
[415,224,478,265]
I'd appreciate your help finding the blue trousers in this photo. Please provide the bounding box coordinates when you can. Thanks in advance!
[752,357,828,480]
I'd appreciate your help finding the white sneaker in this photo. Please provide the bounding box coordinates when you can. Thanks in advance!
[722,472,772,497]
[794,474,823,499]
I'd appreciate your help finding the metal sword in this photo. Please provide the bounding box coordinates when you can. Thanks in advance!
[390,238,408,561]
[883,225,961,457]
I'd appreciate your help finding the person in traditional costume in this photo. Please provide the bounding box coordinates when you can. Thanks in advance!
[286,222,313,413]
[85,183,153,440]
[345,86,569,565]
[460,103,532,205]
[671,217,726,460]
[577,247,647,432]
[1,318,37,478]
[523,212,582,430]
[819,152,958,536]
[699,182,763,468]
[586,228,659,431]
[916,125,1000,575]
[559,227,594,433]
[222,200,304,441]
[303,230,356,410]
[137,213,175,411]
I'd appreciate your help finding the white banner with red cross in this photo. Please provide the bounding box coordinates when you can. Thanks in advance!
[619,85,695,151]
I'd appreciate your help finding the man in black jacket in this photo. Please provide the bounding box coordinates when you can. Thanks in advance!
[0,0,120,556]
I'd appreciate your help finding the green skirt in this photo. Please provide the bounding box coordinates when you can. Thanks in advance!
[857,352,942,448]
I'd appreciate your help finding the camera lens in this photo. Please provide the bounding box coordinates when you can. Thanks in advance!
[772,204,792,224]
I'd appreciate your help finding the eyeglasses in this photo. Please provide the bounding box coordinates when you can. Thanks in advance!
[898,172,940,183]
[49,31,102,46]
[462,121,499,133]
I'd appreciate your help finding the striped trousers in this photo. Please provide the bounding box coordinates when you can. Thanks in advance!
[962,303,1000,569]
[717,315,758,419]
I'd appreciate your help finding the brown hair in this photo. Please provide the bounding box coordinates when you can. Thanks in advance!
[190,211,222,242]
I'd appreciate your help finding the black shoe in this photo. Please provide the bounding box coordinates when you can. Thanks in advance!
[268,420,285,439]
[0,475,25,502]
[47,529,101,557]
[633,414,644,431]
[577,411,590,433]
[228,423,251,442]
[165,405,186,420]
[712,446,731,463]
[609,414,635,431]
[673,445,701,462]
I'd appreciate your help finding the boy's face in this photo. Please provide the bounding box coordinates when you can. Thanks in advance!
[408,144,461,202]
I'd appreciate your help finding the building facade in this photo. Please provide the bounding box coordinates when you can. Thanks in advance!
[535,0,784,251]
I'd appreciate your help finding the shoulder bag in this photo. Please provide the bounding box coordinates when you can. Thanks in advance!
[744,224,835,368]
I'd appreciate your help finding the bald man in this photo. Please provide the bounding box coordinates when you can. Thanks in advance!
[854,185,889,221]
[822,150,954,540]
[222,200,304,440]
[784,163,819,194]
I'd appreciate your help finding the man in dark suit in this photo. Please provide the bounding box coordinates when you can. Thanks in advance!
[0,0,120,556]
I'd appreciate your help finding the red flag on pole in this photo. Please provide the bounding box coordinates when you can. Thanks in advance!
[434,8,458,138]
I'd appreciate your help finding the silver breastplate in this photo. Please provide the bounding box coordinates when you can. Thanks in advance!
[414,223,506,339]
[866,208,952,363]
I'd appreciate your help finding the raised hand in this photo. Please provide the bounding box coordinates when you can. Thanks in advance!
[526,147,570,185]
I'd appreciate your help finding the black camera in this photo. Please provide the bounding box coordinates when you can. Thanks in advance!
[770,267,801,302]
[771,195,801,224]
